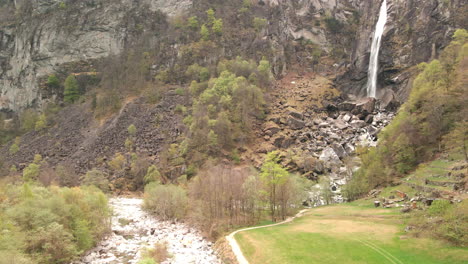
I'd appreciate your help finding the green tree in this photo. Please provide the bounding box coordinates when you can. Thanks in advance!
[35,114,47,131]
[64,75,80,103]
[23,163,40,182]
[82,169,110,192]
[260,151,289,221]
[47,74,60,89]
[144,165,161,184]
[187,16,199,30]
[200,24,210,41]
[206,8,215,25]
[127,124,137,136]
[212,19,223,36]
[253,17,267,32]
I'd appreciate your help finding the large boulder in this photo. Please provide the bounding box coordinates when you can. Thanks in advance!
[288,116,305,130]
[355,97,376,114]
[319,147,341,164]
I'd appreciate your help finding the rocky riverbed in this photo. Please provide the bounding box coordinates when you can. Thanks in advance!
[74,197,220,264]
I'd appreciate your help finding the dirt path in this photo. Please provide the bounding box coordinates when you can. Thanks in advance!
[226,209,309,264]
[75,197,219,264]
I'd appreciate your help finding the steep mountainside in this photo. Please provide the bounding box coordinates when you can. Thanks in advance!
[2,0,464,112]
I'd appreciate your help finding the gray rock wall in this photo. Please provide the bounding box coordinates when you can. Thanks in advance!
[0,0,192,112]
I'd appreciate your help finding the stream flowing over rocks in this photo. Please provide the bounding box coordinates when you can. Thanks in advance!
[74,198,220,264]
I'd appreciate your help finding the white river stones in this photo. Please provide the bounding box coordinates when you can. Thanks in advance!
[74,197,220,264]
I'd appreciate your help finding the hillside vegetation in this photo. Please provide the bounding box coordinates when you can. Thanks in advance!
[346,29,468,198]
[0,183,110,264]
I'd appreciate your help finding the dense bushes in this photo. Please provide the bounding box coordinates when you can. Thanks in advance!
[186,58,271,162]
[0,184,111,264]
[345,29,468,199]
[143,183,188,220]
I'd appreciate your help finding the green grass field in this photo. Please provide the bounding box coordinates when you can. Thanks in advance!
[235,204,467,264]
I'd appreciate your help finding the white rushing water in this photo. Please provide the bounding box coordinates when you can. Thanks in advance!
[367,0,388,98]
[74,198,220,264]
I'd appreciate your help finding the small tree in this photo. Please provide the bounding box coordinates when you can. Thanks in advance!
[64,75,79,103]
[23,163,40,182]
[200,24,210,41]
[187,16,199,31]
[212,19,223,36]
[144,165,161,184]
[35,114,47,131]
[260,151,289,222]
[47,74,60,89]
[127,124,137,136]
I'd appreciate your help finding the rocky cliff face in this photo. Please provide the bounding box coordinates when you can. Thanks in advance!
[342,0,466,100]
[0,0,465,112]
[0,0,192,112]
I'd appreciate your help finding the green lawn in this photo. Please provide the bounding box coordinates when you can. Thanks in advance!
[235,204,467,264]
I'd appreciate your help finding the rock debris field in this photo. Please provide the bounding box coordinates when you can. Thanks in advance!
[74,198,220,264]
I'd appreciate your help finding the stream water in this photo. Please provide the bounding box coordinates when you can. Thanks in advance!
[74,197,220,264]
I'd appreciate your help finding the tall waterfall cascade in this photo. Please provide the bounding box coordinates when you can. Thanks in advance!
[367,0,388,98]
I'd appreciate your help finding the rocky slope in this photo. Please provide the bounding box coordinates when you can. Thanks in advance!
[246,72,395,205]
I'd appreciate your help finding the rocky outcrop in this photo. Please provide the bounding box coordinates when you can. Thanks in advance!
[0,0,192,112]
[339,0,467,100]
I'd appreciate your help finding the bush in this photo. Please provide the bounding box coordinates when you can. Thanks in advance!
[0,184,110,263]
[47,74,60,89]
[143,183,188,220]
[127,124,137,136]
[82,169,110,193]
[35,114,47,131]
[144,165,161,184]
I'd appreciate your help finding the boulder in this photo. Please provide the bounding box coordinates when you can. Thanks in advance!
[337,102,356,112]
[288,109,303,120]
[264,122,281,135]
[288,117,305,130]
[319,147,341,164]
[351,120,367,128]
[355,97,376,114]
[331,143,347,159]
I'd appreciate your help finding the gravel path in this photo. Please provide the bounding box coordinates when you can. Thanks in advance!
[75,197,220,264]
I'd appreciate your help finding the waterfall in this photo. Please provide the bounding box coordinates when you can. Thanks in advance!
[367,0,388,98]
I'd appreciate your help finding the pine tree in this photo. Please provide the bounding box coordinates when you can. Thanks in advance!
[64,74,80,103]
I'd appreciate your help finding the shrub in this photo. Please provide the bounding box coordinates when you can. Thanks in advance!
[82,169,110,193]
[200,24,210,40]
[9,143,19,154]
[144,165,161,184]
[143,183,188,220]
[0,184,110,263]
[253,17,267,32]
[127,124,137,136]
[20,109,39,132]
[23,163,40,182]
[108,153,126,171]
[47,74,60,89]
[64,75,80,103]
[35,114,47,131]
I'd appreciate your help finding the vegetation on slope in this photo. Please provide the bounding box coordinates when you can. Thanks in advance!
[345,29,468,199]
[0,182,110,264]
